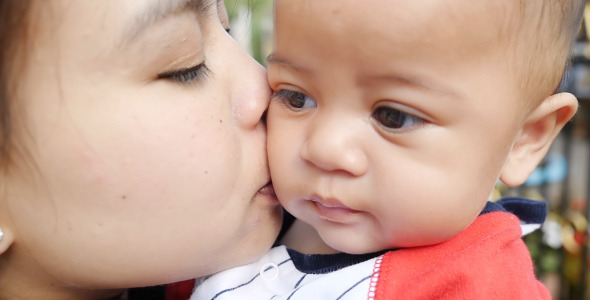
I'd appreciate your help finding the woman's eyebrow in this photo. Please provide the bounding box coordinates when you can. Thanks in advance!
[123,0,217,43]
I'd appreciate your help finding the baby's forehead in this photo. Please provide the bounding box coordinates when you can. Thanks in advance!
[274,0,543,77]
[310,1,551,43]
[346,1,562,62]
[308,1,526,47]
[347,1,526,60]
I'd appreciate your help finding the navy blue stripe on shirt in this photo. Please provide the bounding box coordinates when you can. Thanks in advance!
[211,258,292,300]
[336,275,372,300]
[294,274,307,289]
[286,287,301,300]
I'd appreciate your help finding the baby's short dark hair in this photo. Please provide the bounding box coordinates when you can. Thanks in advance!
[509,0,585,107]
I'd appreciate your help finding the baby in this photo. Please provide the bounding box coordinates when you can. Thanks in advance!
[191,0,585,299]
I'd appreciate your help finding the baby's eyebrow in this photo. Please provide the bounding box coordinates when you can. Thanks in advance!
[266,54,312,74]
[268,54,464,100]
[123,0,218,44]
[362,74,466,101]
[265,54,280,65]
[266,54,287,67]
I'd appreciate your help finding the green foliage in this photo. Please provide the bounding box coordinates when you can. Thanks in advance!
[225,0,274,64]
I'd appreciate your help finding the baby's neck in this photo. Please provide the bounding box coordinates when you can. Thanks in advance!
[279,219,339,254]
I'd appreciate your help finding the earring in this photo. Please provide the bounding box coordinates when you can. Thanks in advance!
[0,227,3,242]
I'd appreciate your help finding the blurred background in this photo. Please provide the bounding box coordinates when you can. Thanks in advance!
[225,1,590,298]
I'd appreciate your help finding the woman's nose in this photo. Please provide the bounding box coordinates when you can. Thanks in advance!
[299,117,368,177]
[231,50,271,130]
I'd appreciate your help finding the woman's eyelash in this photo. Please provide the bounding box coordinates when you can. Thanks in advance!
[157,62,210,84]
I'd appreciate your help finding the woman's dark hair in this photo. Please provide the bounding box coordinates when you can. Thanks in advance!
[0,0,31,169]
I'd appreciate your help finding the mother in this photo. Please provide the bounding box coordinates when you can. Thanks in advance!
[0,0,282,298]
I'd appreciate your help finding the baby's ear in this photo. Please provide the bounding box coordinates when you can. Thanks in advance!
[500,92,578,187]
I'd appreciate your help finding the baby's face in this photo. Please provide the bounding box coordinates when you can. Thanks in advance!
[267,0,530,253]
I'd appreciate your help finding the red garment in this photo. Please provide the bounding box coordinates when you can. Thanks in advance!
[373,211,550,299]
[166,279,195,300]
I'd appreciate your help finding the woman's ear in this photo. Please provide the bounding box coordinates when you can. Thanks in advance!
[500,92,578,187]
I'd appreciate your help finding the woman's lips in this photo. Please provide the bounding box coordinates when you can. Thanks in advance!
[256,182,279,204]
[309,196,360,222]
[259,182,276,197]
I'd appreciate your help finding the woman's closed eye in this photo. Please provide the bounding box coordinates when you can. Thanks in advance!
[272,90,317,111]
[372,106,425,131]
[157,62,211,84]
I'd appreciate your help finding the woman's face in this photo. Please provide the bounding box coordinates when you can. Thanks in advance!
[0,0,281,294]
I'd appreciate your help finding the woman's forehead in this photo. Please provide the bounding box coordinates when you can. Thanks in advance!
[123,0,219,42]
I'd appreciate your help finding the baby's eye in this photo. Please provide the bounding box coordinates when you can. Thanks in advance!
[273,90,317,110]
[372,106,424,130]
[157,62,210,84]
